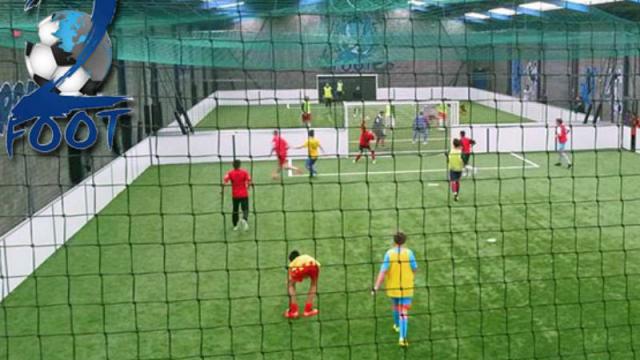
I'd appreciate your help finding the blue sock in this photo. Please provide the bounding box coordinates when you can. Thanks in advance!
[392,310,400,327]
[400,314,408,339]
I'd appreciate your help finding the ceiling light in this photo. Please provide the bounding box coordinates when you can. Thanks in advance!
[518,1,562,11]
[564,0,619,4]
[488,7,516,16]
[464,12,490,20]
[408,0,426,6]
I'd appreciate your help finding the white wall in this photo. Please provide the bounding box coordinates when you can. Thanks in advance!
[452,124,623,153]
[152,128,348,165]
[0,138,153,300]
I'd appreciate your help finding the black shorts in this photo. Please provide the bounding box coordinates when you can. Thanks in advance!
[232,197,249,212]
[449,171,462,181]
[461,153,471,165]
[359,145,372,152]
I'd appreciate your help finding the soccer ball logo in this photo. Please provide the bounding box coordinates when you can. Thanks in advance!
[25,10,112,96]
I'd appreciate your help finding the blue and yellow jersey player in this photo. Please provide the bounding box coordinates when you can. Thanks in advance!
[371,232,417,347]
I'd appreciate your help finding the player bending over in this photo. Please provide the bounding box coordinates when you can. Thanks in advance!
[270,130,302,179]
[555,118,572,169]
[372,232,417,347]
[284,250,320,319]
[222,160,251,231]
[354,119,376,164]
[459,131,476,176]
[448,139,464,202]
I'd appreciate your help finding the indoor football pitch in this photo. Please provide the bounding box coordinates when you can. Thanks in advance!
[2,150,640,360]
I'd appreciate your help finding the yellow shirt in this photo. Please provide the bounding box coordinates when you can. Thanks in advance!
[303,138,321,159]
[448,149,463,172]
[302,100,311,113]
[385,104,391,117]
[323,86,333,99]
[289,254,320,270]
[382,247,417,298]
[437,103,448,114]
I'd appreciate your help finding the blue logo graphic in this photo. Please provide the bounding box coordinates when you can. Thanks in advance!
[7,0,130,158]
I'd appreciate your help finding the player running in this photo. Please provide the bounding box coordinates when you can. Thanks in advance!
[296,129,324,178]
[222,160,251,231]
[555,118,572,168]
[301,96,312,127]
[354,119,376,164]
[284,250,320,319]
[270,130,302,179]
[459,131,476,176]
[448,139,464,202]
[373,111,386,148]
[372,232,417,347]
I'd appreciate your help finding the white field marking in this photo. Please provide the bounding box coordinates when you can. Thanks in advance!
[290,164,537,178]
[427,183,440,187]
[509,152,540,168]
[287,158,293,177]
[358,149,444,156]
[349,138,446,143]
[486,238,497,243]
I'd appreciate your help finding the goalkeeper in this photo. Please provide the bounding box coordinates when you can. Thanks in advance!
[284,251,320,319]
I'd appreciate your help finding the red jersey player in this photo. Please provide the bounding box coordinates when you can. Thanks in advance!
[459,131,476,176]
[353,119,376,164]
[555,118,572,168]
[284,250,320,319]
[222,160,251,231]
[270,130,301,179]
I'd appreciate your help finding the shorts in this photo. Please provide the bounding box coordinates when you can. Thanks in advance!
[449,170,462,181]
[278,154,287,167]
[392,297,413,309]
[558,142,566,151]
[461,153,471,165]
[289,265,320,283]
[359,145,372,152]
[374,130,385,139]
[302,112,312,122]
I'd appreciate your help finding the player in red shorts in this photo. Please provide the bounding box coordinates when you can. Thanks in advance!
[353,119,376,164]
[284,250,321,319]
[270,130,301,179]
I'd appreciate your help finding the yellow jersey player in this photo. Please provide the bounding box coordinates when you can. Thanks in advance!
[372,232,418,347]
[448,138,463,201]
[322,83,333,107]
[284,251,320,319]
[296,129,324,178]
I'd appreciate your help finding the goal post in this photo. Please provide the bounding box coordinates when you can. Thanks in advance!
[342,100,460,154]
[316,74,378,102]
[343,100,460,129]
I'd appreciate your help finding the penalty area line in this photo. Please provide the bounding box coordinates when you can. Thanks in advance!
[290,164,538,178]
[509,152,540,168]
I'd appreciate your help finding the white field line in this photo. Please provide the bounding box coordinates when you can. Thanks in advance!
[349,137,446,143]
[509,152,540,168]
[287,158,293,177]
[290,164,537,178]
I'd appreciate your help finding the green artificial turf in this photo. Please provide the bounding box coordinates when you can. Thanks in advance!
[3,150,640,360]
[195,101,532,132]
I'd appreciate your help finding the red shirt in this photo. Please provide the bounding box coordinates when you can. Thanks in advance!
[272,135,288,157]
[224,168,251,198]
[359,130,375,147]
[632,118,640,136]
[460,137,473,154]
[556,125,568,144]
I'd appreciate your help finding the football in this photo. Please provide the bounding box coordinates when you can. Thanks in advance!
[24,10,113,96]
